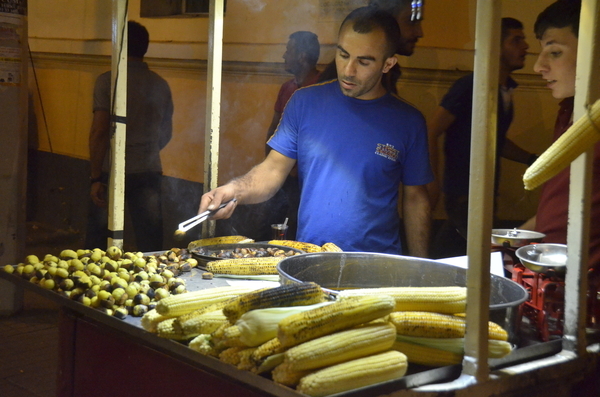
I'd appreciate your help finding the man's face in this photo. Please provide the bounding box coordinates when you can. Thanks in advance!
[500,28,529,72]
[335,24,397,100]
[283,38,301,74]
[395,5,424,56]
[534,27,578,99]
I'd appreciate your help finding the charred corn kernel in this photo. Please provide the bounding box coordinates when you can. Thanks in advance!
[189,334,215,356]
[297,350,408,397]
[237,347,258,371]
[176,310,229,335]
[389,311,508,341]
[337,286,467,314]
[524,98,600,190]
[155,286,253,316]
[278,295,396,348]
[392,340,462,366]
[272,362,313,387]
[156,318,197,340]
[140,309,174,333]
[320,242,343,252]
[250,337,285,367]
[284,323,396,371]
[268,240,322,253]
[193,235,254,247]
[205,257,283,275]
[219,346,247,366]
[223,282,326,324]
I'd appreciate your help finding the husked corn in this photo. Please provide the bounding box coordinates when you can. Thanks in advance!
[140,308,174,333]
[176,310,229,335]
[272,362,313,387]
[321,242,343,252]
[193,235,254,247]
[392,340,462,367]
[155,286,253,316]
[268,240,322,253]
[205,257,282,275]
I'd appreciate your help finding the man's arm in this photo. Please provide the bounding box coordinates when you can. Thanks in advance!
[198,150,296,219]
[502,138,537,165]
[89,109,111,207]
[265,111,282,156]
[519,215,536,231]
[426,106,456,209]
[402,184,431,258]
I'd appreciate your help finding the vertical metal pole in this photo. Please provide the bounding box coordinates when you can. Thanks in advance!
[108,0,127,249]
[202,0,224,238]
[563,0,600,354]
[462,0,501,381]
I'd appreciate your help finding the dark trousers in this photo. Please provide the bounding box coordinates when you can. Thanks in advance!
[85,172,164,252]
[431,195,469,259]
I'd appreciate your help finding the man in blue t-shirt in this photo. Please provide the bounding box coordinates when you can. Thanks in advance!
[198,7,433,257]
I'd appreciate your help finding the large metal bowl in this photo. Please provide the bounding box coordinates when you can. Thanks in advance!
[277,252,528,342]
[515,243,567,276]
[491,228,546,247]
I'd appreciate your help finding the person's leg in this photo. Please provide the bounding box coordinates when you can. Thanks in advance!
[126,172,164,252]
[85,198,109,250]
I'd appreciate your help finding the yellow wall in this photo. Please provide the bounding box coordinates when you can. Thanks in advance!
[27,0,560,221]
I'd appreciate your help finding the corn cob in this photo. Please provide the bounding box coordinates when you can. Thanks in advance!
[253,353,285,374]
[175,299,235,333]
[219,346,247,366]
[389,311,508,341]
[296,350,408,397]
[175,310,229,335]
[214,325,247,349]
[155,286,253,316]
[205,257,283,275]
[278,295,396,348]
[284,322,396,371]
[321,242,343,252]
[272,362,313,387]
[250,337,285,367]
[188,334,216,356]
[394,334,513,358]
[337,286,467,314]
[237,347,258,371]
[268,240,322,253]
[223,282,326,324]
[140,308,174,333]
[156,318,198,340]
[392,340,462,366]
[192,235,254,247]
[524,98,600,190]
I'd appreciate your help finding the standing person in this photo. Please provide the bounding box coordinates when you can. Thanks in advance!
[317,0,424,92]
[198,7,433,257]
[428,17,536,259]
[521,0,600,269]
[86,21,174,252]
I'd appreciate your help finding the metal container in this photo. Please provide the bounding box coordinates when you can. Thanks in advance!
[277,252,528,342]
[515,243,567,276]
[188,242,304,267]
[491,228,545,247]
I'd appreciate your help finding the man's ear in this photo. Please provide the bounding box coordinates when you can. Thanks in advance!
[382,55,398,74]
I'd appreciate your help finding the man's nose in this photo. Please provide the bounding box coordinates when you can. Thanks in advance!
[533,55,546,74]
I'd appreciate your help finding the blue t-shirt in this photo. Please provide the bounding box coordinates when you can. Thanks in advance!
[268,80,433,254]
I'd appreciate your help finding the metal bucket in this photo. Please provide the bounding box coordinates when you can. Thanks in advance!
[277,252,528,342]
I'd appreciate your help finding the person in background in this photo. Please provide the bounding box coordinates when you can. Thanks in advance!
[198,7,432,257]
[521,0,600,270]
[317,0,424,92]
[264,31,321,240]
[86,21,173,252]
[427,17,536,259]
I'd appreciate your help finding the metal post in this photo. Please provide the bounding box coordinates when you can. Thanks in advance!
[462,0,501,381]
[107,0,128,249]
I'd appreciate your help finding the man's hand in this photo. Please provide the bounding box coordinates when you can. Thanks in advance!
[90,182,107,207]
[198,185,238,220]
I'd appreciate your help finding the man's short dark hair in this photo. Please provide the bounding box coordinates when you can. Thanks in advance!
[534,0,581,39]
[128,21,150,58]
[367,0,412,17]
[501,17,524,41]
[289,31,320,66]
[340,6,402,58]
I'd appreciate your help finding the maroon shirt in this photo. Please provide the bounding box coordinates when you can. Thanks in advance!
[274,72,321,113]
[536,97,600,269]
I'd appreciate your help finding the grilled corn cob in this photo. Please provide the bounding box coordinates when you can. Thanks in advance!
[192,235,254,247]
[254,353,285,374]
[140,308,174,333]
[272,362,313,387]
[268,240,322,253]
[321,242,343,252]
[175,310,229,335]
[176,299,235,333]
[237,347,258,371]
[296,350,408,397]
[278,295,396,348]
[283,322,397,371]
[155,286,253,316]
[524,98,600,190]
[394,334,513,358]
[250,337,285,367]
[223,282,326,324]
[392,340,462,366]
[389,311,508,341]
[337,286,467,314]
[188,334,215,356]
[156,318,198,340]
[219,346,247,366]
[205,257,283,275]
[214,325,247,349]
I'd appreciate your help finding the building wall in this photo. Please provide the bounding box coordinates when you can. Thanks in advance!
[26,0,560,227]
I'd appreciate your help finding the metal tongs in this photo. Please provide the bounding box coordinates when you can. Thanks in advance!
[177,199,236,233]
